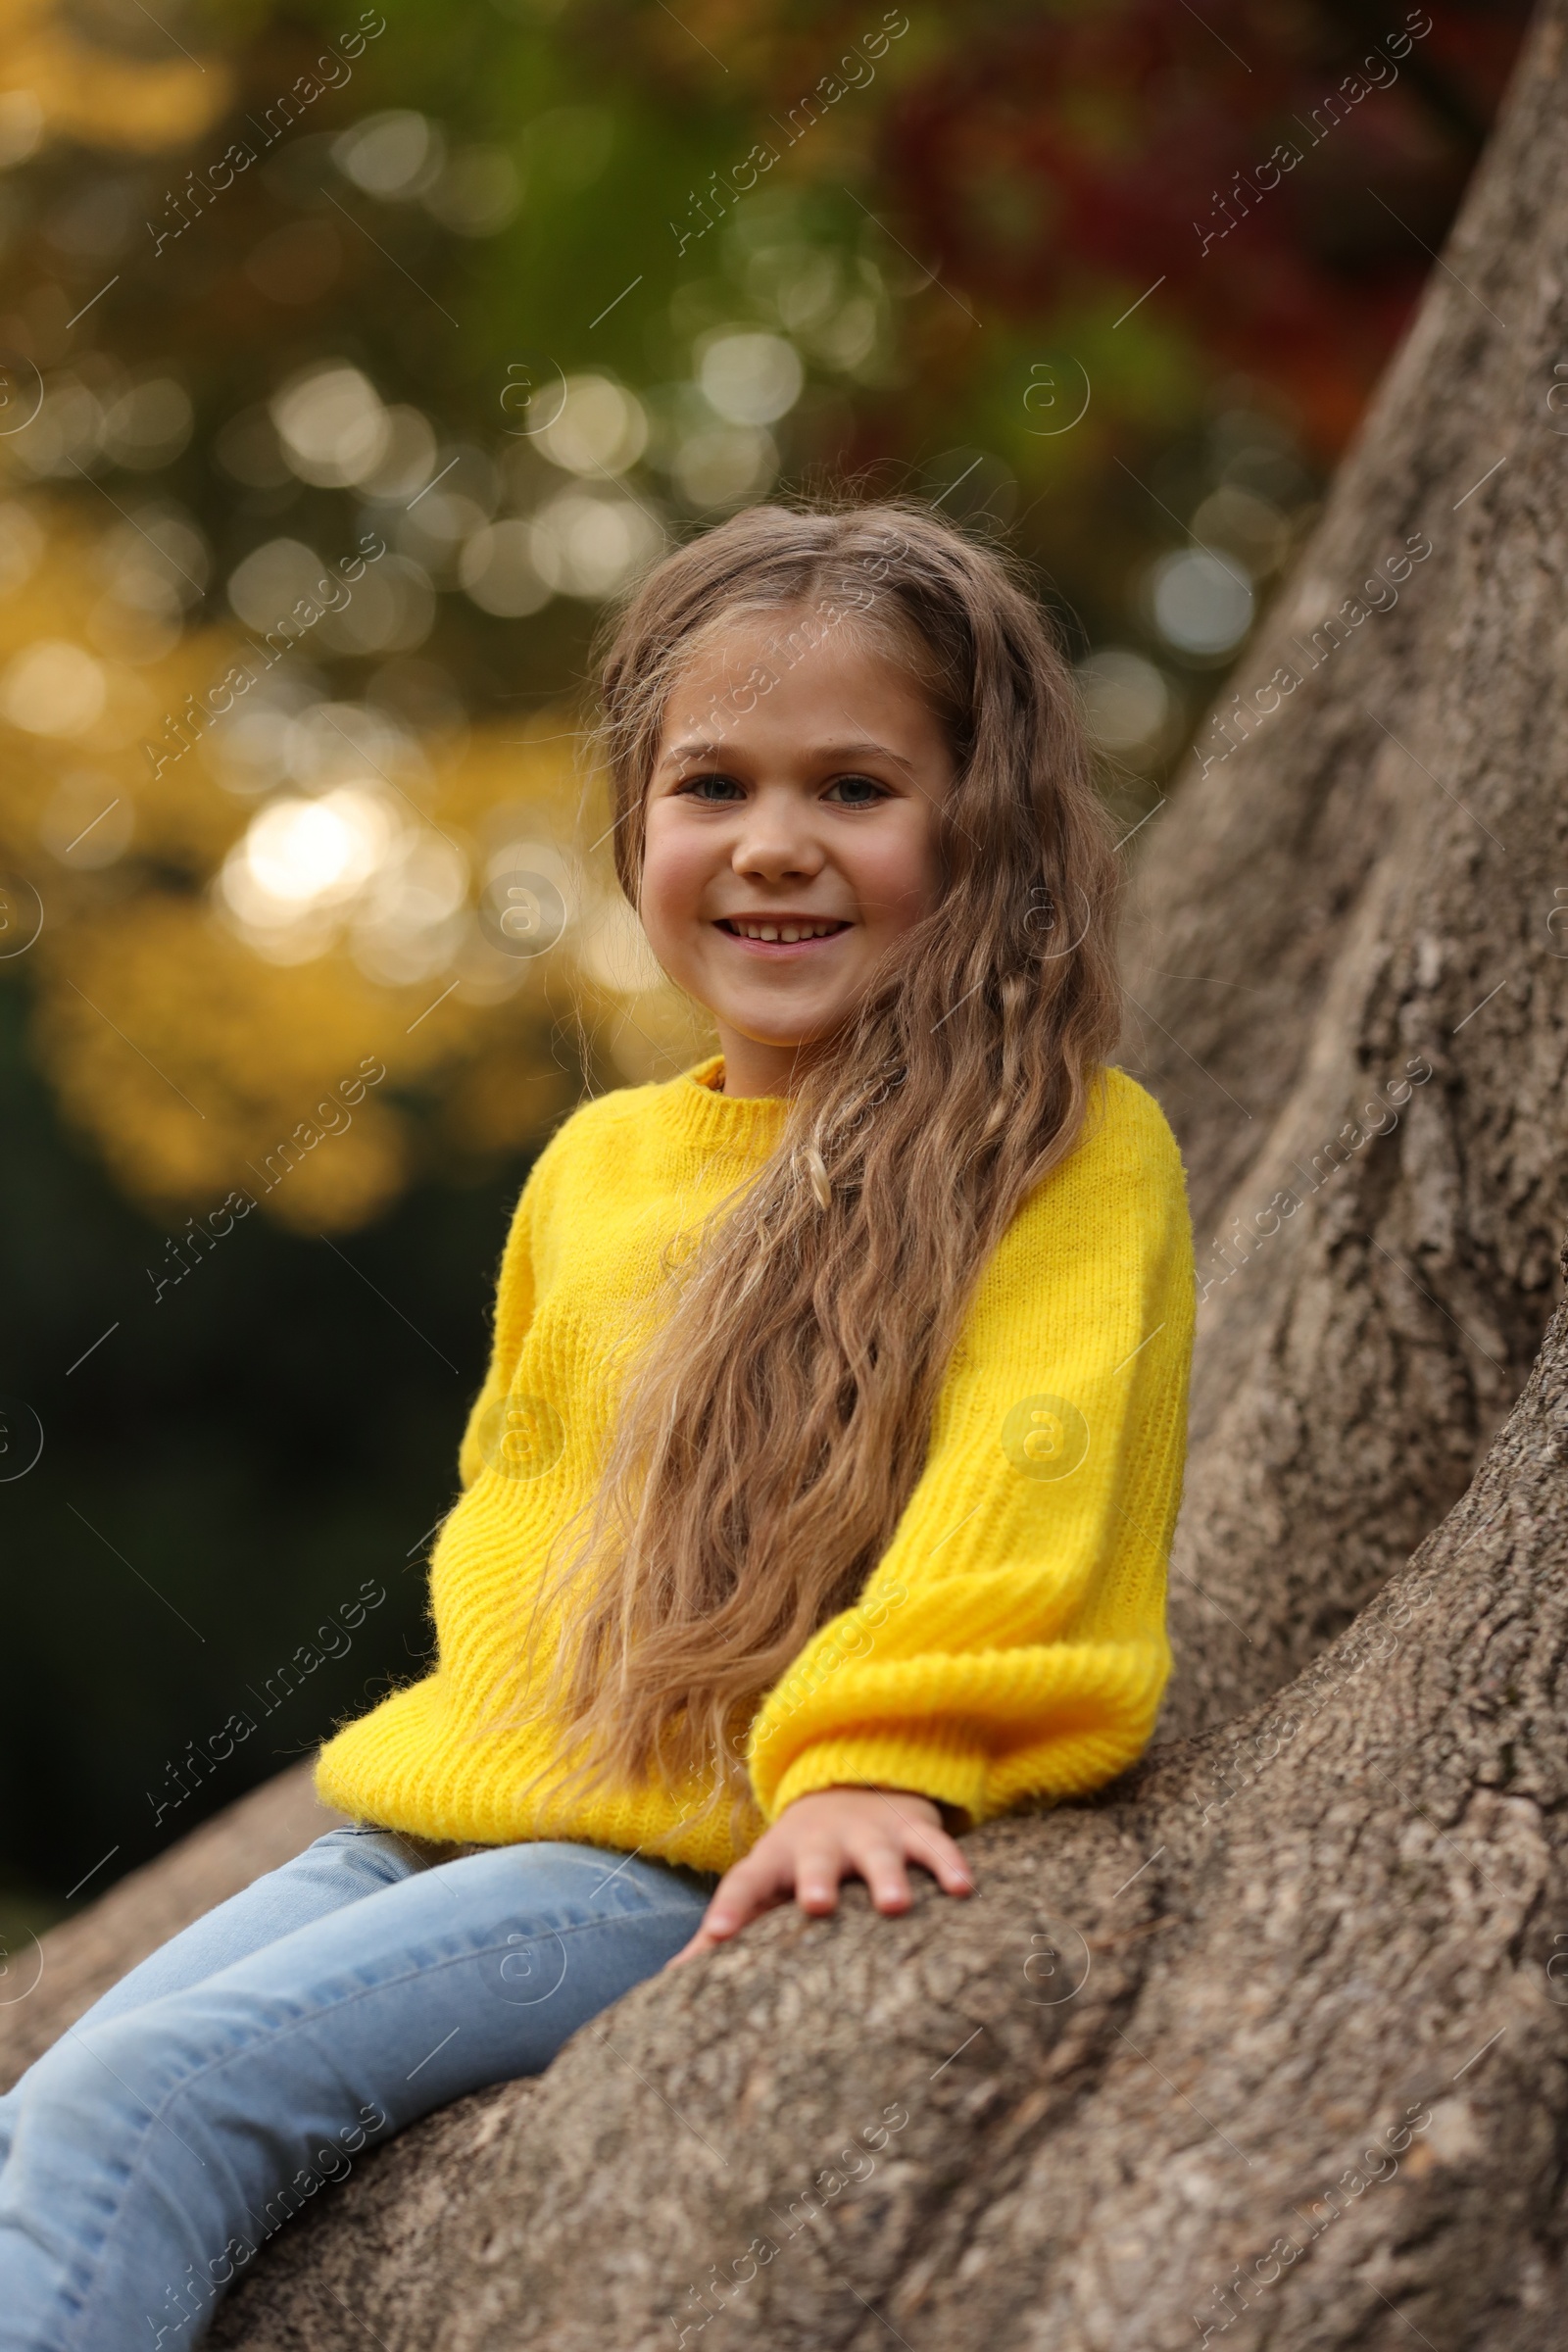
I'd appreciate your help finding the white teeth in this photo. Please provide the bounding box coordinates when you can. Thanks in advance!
[728,919,843,941]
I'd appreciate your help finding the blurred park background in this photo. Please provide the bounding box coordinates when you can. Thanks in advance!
[0,0,1533,1935]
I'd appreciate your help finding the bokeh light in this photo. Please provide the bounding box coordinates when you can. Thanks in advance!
[696,330,805,426]
[533,375,649,476]
[1149,550,1254,660]
[1076,650,1177,759]
[270,365,393,489]
[1,639,108,736]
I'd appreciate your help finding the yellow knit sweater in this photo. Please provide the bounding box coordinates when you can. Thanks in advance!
[315,1054,1196,1873]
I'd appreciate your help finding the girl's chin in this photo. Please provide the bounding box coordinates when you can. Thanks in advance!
[719,989,851,1027]
[718,1010,844,1052]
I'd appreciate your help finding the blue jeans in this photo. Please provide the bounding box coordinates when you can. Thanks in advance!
[0,1827,713,2350]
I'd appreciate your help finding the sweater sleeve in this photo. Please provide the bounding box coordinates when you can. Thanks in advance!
[746,1073,1196,1829]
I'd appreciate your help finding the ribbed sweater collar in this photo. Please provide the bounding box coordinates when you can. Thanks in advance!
[656,1054,793,1158]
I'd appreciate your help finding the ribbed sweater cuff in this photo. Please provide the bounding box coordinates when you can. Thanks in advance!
[761,1725,992,1826]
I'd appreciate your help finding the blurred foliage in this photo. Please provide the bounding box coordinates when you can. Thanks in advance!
[0,0,1530,1227]
[0,0,1531,1908]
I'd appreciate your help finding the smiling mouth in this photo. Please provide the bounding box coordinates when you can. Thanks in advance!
[714,917,853,944]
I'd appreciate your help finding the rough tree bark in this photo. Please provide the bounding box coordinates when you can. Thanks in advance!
[6,7,1568,2344]
[203,1242,1568,2351]
[1120,0,1568,1737]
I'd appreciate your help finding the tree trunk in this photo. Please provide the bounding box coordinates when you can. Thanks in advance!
[12,6,1568,2342]
[1121,0,1568,1739]
[207,1241,1568,2351]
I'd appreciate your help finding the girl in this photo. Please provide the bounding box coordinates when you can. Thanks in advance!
[0,501,1195,2346]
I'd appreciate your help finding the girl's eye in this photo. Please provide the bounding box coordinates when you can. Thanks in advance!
[676,771,744,802]
[825,773,888,807]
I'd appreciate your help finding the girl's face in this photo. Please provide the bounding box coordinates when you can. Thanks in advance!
[641,610,956,1098]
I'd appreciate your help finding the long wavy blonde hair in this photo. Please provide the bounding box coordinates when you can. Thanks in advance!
[520,499,1123,1829]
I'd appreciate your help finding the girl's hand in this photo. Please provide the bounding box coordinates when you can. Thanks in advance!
[663,1784,974,1966]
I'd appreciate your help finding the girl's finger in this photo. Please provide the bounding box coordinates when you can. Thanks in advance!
[663,1857,784,1967]
[908,1826,974,1895]
[855,1839,913,1914]
[793,1840,848,1914]
[873,1798,973,1892]
[701,1852,784,1940]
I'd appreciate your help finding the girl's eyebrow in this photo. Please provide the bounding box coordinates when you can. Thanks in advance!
[659,736,727,766]
[812,737,917,774]
[658,735,916,775]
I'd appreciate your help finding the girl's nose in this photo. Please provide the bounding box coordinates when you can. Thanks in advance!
[735,834,819,879]
[732,793,824,879]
